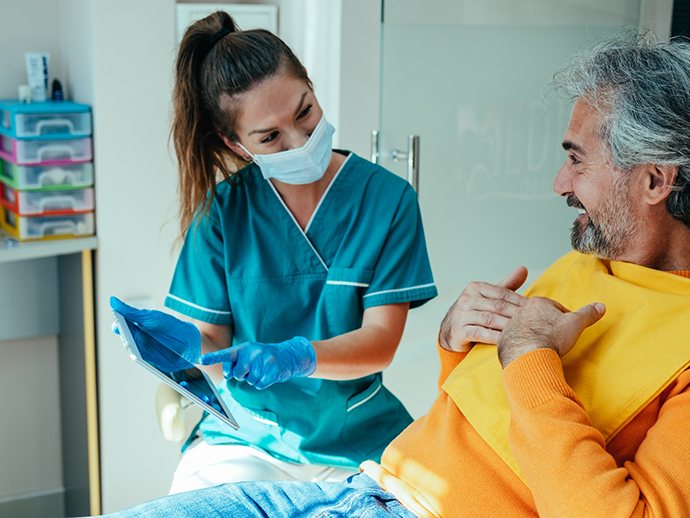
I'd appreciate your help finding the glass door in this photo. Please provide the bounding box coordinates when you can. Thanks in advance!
[379,0,642,416]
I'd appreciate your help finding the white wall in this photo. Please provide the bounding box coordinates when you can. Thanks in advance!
[1,0,182,512]
[0,0,64,98]
[0,0,676,513]
[0,0,67,506]
[0,335,63,502]
[84,0,183,512]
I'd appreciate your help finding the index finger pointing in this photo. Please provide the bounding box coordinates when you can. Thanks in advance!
[200,347,238,366]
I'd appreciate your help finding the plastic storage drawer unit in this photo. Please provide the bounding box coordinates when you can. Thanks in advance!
[1,206,94,241]
[0,159,93,190]
[1,184,94,216]
[0,134,92,165]
[0,100,92,139]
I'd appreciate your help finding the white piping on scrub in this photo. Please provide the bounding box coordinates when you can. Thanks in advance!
[166,293,231,315]
[267,179,329,271]
[304,153,352,233]
[347,383,382,412]
[362,283,436,299]
[326,280,370,288]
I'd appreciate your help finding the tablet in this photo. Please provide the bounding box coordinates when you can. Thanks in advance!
[112,310,239,430]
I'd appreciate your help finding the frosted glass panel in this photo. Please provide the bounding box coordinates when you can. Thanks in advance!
[379,21,639,296]
[378,0,641,419]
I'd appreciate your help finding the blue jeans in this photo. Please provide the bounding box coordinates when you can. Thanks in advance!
[103,473,418,518]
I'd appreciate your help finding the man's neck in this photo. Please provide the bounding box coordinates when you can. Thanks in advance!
[613,217,690,271]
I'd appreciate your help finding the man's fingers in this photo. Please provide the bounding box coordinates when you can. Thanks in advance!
[465,311,512,332]
[497,266,528,293]
[476,282,527,308]
[455,326,501,347]
[469,297,524,319]
[574,302,606,328]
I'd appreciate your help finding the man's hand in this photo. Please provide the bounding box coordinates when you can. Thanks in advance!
[497,297,606,368]
[439,267,529,352]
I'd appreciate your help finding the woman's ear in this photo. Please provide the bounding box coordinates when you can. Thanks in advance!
[643,163,678,206]
[220,134,251,161]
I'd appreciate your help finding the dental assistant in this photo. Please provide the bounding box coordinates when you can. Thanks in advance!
[115,11,437,492]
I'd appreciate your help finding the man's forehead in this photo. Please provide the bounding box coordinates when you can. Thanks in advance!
[563,98,606,149]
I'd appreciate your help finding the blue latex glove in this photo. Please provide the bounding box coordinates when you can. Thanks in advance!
[110,296,202,373]
[200,336,317,390]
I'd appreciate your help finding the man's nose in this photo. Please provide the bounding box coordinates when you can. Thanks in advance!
[553,162,572,196]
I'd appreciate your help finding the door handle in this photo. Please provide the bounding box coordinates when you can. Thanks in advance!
[370,130,380,164]
[392,135,420,193]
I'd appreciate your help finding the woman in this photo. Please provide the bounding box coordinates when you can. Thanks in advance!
[113,11,437,493]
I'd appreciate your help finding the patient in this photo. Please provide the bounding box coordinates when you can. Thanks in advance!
[102,31,690,517]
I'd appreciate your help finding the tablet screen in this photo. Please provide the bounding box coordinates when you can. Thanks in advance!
[112,310,239,430]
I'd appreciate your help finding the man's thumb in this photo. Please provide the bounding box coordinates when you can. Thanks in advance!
[498,266,528,292]
[575,302,606,328]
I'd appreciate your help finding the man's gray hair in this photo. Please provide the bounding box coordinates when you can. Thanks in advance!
[553,29,690,229]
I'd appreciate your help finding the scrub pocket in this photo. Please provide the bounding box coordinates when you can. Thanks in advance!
[341,374,411,460]
[324,268,374,336]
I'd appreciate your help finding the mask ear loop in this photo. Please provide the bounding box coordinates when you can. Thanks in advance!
[236,142,255,163]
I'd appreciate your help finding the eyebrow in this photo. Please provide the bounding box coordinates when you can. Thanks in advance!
[247,91,309,136]
[293,92,308,117]
[562,140,586,156]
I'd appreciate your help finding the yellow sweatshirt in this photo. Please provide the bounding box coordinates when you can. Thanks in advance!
[362,255,690,518]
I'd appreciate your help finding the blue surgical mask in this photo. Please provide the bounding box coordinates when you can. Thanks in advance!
[239,114,335,185]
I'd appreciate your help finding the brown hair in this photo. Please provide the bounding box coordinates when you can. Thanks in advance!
[171,11,310,239]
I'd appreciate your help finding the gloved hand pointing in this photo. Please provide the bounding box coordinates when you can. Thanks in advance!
[110,296,202,373]
[200,336,317,390]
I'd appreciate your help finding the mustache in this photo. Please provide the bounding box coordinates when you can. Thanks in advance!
[566,195,585,210]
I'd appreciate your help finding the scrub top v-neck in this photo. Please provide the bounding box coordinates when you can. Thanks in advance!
[165,151,437,468]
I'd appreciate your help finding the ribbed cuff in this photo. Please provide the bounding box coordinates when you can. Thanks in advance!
[437,337,469,386]
[502,348,576,410]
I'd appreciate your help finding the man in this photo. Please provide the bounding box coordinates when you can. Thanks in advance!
[104,31,690,517]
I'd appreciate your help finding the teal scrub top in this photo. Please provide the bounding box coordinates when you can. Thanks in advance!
[165,152,437,469]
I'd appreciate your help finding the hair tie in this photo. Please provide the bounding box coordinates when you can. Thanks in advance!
[205,27,231,55]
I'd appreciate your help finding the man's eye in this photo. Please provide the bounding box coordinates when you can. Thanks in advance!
[569,155,580,164]
[261,131,279,144]
[297,104,312,120]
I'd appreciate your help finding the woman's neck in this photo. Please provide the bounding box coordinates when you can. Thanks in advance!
[270,151,346,231]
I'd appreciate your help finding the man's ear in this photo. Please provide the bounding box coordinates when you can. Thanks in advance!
[643,163,678,206]
[220,134,251,160]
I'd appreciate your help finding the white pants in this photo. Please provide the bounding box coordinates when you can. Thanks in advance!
[169,441,358,495]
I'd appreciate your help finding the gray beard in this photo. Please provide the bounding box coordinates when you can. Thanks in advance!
[569,172,637,260]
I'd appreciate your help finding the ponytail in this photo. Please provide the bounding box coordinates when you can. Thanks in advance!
[171,11,309,240]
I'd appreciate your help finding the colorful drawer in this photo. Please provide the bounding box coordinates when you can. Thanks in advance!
[1,183,94,216]
[0,159,93,190]
[1,206,94,241]
[0,134,92,165]
[0,100,91,140]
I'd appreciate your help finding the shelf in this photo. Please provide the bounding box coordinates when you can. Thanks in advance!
[0,229,97,263]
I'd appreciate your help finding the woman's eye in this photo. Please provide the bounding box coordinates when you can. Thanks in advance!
[297,104,312,120]
[261,131,279,144]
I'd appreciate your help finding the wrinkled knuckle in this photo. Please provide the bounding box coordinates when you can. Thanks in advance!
[466,326,481,340]
[483,312,496,327]
[493,299,508,314]
[497,287,513,301]
[466,281,480,292]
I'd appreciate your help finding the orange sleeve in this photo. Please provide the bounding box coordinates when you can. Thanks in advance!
[503,348,690,517]
[436,337,469,390]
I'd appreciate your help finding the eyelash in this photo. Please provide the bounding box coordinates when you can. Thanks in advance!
[297,104,312,120]
[261,132,279,144]
[260,104,313,144]
[569,155,580,164]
